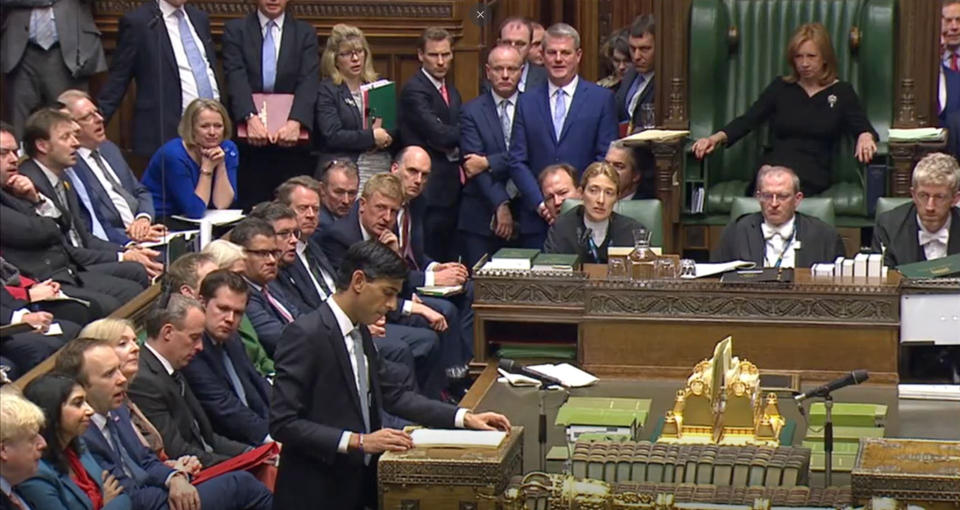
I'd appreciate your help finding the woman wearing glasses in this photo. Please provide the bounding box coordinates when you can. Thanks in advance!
[314,24,394,190]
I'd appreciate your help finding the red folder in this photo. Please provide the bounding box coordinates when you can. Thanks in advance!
[191,442,279,486]
[237,93,309,143]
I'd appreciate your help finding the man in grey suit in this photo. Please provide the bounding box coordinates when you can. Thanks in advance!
[0,0,106,136]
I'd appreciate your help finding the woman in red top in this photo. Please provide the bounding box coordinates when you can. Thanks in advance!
[17,374,130,510]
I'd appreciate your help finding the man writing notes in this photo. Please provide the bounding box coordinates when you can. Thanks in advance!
[713,165,845,268]
[270,240,510,509]
[508,23,618,248]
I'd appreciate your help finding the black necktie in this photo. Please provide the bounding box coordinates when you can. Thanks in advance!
[304,248,333,297]
[172,371,213,452]
[90,149,140,215]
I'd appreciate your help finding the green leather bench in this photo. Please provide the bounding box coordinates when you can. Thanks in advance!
[686,0,895,228]
[560,198,664,247]
[728,196,837,225]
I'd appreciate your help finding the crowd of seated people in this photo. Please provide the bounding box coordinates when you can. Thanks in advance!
[2,3,960,507]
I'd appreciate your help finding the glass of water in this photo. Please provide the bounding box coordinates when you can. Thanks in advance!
[641,103,656,130]
[679,259,697,278]
[608,257,628,280]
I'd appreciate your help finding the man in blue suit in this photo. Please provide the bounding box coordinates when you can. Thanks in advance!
[55,338,272,510]
[508,23,619,248]
[59,90,165,245]
[183,269,272,446]
[97,0,221,157]
[459,45,523,266]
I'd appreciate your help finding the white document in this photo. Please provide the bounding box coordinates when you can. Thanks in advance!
[620,129,690,144]
[409,429,506,449]
[898,384,960,401]
[44,322,63,336]
[170,209,245,225]
[138,230,199,248]
[497,368,541,388]
[681,260,756,279]
[525,363,598,388]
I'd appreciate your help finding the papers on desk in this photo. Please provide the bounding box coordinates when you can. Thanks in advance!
[138,230,199,248]
[416,285,463,297]
[898,384,960,401]
[171,209,245,248]
[498,368,542,388]
[409,429,506,449]
[681,260,756,279]
[620,129,690,145]
[888,127,946,142]
[526,363,598,388]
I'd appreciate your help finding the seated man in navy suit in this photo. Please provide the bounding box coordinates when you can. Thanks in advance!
[459,45,522,267]
[509,23,618,248]
[230,217,300,358]
[54,337,272,510]
[59,89,165,245]
[182,269,272,446]
[539,163,582,220]
[315,160,360,232]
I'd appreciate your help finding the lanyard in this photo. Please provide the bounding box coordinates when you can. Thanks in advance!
[587,237,600,263]
[769,230,796,268]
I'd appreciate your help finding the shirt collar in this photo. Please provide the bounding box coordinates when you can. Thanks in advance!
[296,239,307,255]
[327,295,357,339]
[34,159,61,188]
[491,88,519,106]
[358,216,373,241]
[91,413,109,435]
[917,213,952,236]
[243,275,264,293]
[158,0,180,18]
[144,342,175,376]
[0,476,13,498]
[944,48,959,62]
[257,10,284,30]
[420,68,445,91]
[548,75,579,100]
[762,215,796,237]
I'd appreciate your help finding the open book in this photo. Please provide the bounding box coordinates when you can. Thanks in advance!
[409,429,506,449]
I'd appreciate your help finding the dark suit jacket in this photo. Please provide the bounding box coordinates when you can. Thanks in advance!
[614,68,655,124]
[458,91,513,237]
[314,79,397,166]
[0,188,82,283]
[399,70,462,207]
[508,78,619,234]
[181,332,272,445]
[712,212,846,268]
[70,141,156,245]
[872,203,960,267]
[400,197,435,287]
[222,10,318,127]
[128,347,249,467]
[543,206,642,263]
[97,2,219,156]
[276,238,337,310]
[244,279,300,357]
[318,205,337,230]
[17,441,132,510]
[0,0,106,77]
[270,301,459,509]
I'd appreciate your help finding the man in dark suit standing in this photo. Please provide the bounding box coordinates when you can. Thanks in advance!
[97,0,220,157]
[129,296,256,468]
[713,165,845,268]
[481,18,547,95]
[59,89,165,245]
[0,0,106,136]
[615,15,656,130]
[0,391,46,510]
[459,45,522,267]
[399,27,462,261]
[872,152,960,266]
[508,23,619,248]
[270,240,510,509]
[182,270,273,446]
[222,0,318,209]
[55,337,273,510]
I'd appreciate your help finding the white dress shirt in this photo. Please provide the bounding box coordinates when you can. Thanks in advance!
[918,214,952,261]
[548,75,579,132]
[158,0,221,112]
[761,216,798,268]
[358,218,413,314]
[396,206,439,285]
[295,240,334,300]
[77,147,143,227]
[491,89,518,132]
[627,71,655,118]
[257,10,283,61]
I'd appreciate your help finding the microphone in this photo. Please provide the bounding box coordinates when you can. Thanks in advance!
[794,370,869,402]
[499,358,564,387]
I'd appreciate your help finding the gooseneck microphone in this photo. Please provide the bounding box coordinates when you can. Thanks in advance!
[794,370,869,402]
[498,358,564,387]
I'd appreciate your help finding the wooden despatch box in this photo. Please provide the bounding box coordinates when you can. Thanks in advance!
[378,426,524,510]
[851,438,960,503]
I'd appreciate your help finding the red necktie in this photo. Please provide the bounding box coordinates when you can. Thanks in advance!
[8,492,25,510]
[400,207,419,271]
[952,52,959,72]
[439,82,450,105]
[263,287,294,323]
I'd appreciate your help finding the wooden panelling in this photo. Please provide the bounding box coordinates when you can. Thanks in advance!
[894,0,943,127]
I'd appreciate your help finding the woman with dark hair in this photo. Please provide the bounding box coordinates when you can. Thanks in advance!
[597,28,631,90]
[692,22,878,196]
[18,374,130,510]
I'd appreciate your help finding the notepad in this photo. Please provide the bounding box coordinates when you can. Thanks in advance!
[409,429,506,448]
[525,363,598,388]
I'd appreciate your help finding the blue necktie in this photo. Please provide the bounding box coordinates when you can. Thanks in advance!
[220,345,249,406]
[499,98,512,149]
[65,169,109,241]
[106,414,149,485]
[29,7,57,50]
[626,74,645,118]
[174,9,215,99]
[262,20,277,93]
[553,89,566,140]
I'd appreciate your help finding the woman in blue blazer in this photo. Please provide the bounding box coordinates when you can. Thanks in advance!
[141,98,239,220]
[18,374,130,510]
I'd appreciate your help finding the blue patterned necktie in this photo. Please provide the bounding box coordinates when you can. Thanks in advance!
[174,9,214,99]
[64,170,109,242]
[30,7,58,50]
[553,89,567,140]
[499,98,512,149]
[220,345,249,406]
[262,20,277,92]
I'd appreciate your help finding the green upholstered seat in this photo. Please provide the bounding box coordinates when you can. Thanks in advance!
[687,0,895,221]
[560,198,664,247]
[729,196,837,225]
[874,196,913,217]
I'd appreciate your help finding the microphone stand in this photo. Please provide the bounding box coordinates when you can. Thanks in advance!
[823,394,834,487]
[538,386,547,471]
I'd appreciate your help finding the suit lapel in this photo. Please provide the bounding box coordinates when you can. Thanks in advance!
[246,12,263,90]
[340,82,363,127]
[152,6,179,78]
[746,215,766,265]
[480,93,507,152]
[907,213,928,262]
[538,86,557,145]
[795,215,811,268]
[559,78,588,142]
[276,14,296,86]
[321,304,366,422]
[416,71,448,114]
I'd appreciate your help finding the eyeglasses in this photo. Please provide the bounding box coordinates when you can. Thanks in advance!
[915,191,954,204]
[275,228,302,240]
[337,49,365,59]
[756,192,796,203]
[321,158,358,174]
[74,109,103,124]
[245,249,283,259]
[500,40,529,49]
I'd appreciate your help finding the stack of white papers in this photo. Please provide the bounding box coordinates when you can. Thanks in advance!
[171,209,245,248]
[620,129,690,144]
[525,363,598,388]
[409,429,506,448]
[899,384,960,401]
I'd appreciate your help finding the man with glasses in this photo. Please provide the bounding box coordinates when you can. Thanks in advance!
[58,89,165,245]
[230,217,300,357]
[481,17,546,95]
[222,0,319,208]
[873,152,960,266]
[315,159,360,230]
[713,165,844,268]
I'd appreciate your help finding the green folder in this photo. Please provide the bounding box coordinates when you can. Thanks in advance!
[363,81,396,131]
[492,248,540,262]
[897,253,960,278]
[532,252,581,270]
[807,403,887,428]
[555,397,651,428]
